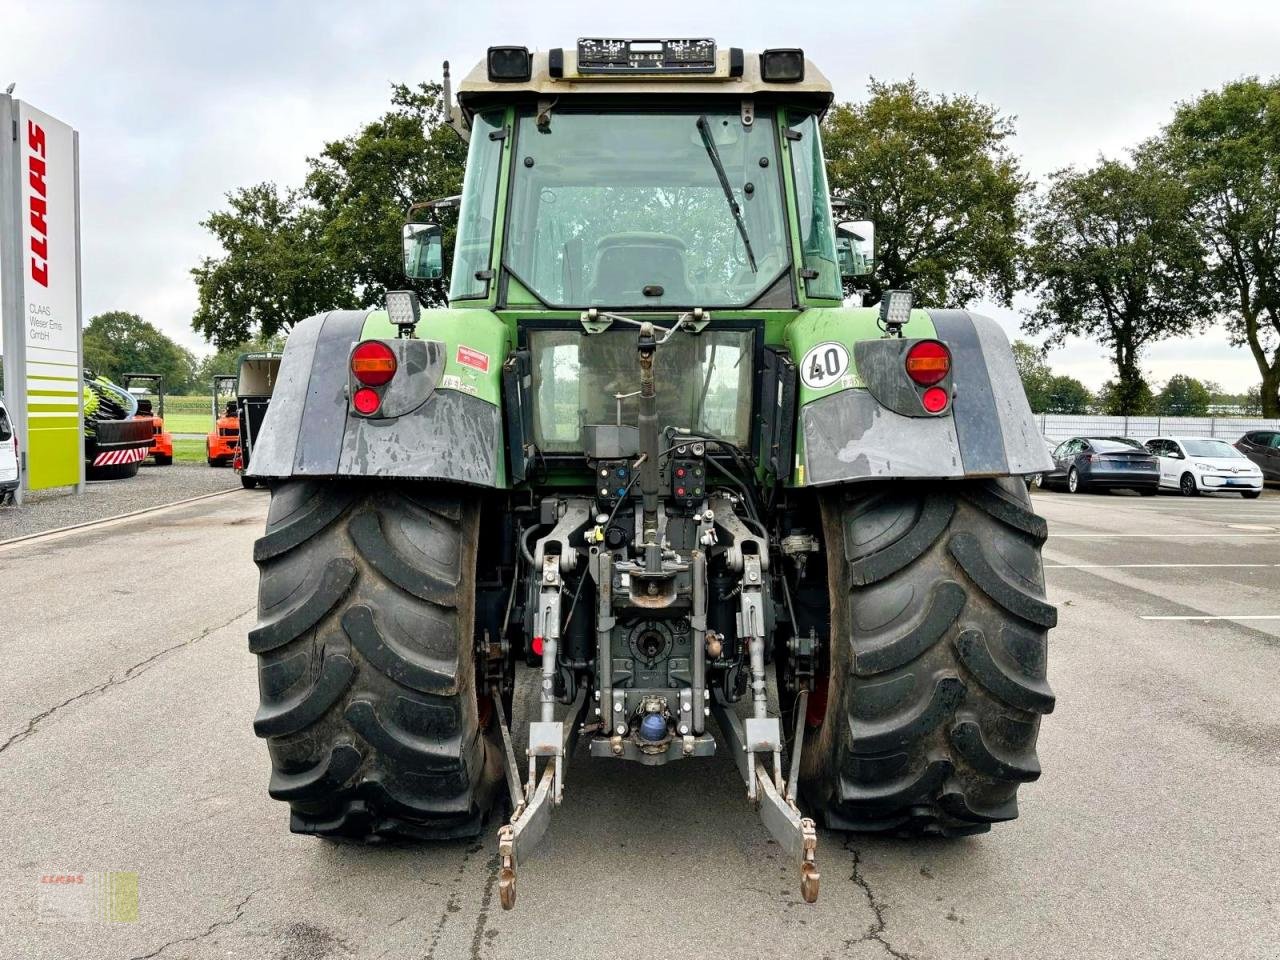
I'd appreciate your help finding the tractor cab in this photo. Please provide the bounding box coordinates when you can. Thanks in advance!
[122,373,174,466]
[206,374,240,467]
[233,353,280,487]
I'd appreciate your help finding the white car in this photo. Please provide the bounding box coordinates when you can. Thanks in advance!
[1144,436,1264,498]
[0,396,18,504]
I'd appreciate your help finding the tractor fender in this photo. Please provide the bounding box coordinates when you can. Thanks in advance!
[796,310,1052,486]
[247,307,509,487]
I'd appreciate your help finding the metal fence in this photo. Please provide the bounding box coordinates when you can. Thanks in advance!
[1036,414,1280,443]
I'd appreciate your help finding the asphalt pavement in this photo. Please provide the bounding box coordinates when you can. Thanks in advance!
[1,485,1277,959]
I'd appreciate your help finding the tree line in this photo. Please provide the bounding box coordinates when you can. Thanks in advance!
[1012,341,1264,416]
[188,74,1280,416]
[82,310,281,394]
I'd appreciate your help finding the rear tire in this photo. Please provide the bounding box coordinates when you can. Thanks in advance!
[154,454,173,466]
[241,475,258,489]
[1139,487,1157,496]
[801,478,1056,837]
[250,480,502,839]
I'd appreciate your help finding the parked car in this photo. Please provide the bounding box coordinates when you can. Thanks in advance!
[1145,436,1263,498]
[0,395,19,505]
[1025,436,1057,488]
[1037,436,1160,494]
[1235,430,1280,484]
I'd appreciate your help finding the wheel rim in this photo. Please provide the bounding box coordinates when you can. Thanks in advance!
[1068,470,1078,492]
[1181,475,1195,495]
[1032,474,1043,488]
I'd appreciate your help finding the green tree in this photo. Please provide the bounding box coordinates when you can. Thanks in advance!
[1156,374,1213,415]
[1156,77,1280,416]
[191,184,351,348]
[1011,340,1053,411]
[1042,375,1093,414]
[193,82,465,347]
[1095,377,1155,416]
[823,79,1029,307]
[1022,156,1210,415]
[82,311,196,393]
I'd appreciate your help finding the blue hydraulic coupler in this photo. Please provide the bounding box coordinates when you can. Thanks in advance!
[639,713,667,742]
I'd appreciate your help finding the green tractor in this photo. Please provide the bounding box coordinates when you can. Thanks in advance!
[246,40,1056,910]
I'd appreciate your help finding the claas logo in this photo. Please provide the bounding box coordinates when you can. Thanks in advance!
[27,120,49,287]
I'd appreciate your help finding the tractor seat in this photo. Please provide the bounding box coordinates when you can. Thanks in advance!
[589,233,693,305]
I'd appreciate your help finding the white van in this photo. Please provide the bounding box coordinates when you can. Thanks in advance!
[0,396,18,503]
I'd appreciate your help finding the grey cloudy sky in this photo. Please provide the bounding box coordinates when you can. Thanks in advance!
[4,0,1279,389]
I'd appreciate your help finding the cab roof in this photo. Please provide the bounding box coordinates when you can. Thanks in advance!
[456,45,833,112]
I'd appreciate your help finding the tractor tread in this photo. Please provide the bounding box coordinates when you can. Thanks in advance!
[342,604,458,694]
[846,675,965,753]
[853,579,967,676]
[950,719,1042,782]
[253,652,356,737]
[844,492,956,586]
[953,626,1056,714]
[268,744,363,801]
[248,558,356,653]
[949,532,1058,628]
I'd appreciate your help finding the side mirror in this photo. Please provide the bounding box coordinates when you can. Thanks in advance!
[836,219,874,278]
[403,222,444,281]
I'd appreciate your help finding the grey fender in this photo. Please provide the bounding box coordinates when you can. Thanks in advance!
[246,309,504,487]
[799,311,1052,486]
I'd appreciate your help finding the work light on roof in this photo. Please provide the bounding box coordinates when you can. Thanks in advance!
[487,46,532,82]
[760,48,805,83]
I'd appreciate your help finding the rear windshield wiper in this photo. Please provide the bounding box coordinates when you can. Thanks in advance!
[696,115,757,273]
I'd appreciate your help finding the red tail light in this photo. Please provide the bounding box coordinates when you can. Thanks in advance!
[352,387,381,415]
[921,386,949,413]
[905,340,950,386]
[351,341,397,386]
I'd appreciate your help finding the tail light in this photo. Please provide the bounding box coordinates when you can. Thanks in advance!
[351,341,397,386]
[352,387,381,415]
[904,340,950,386]
[921,386,949,413]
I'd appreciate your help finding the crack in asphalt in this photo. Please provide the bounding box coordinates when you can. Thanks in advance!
[0,605,255,756]
[127,890,256,960]
[844,842,915,960]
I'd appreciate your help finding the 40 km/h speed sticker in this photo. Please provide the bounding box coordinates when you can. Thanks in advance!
[799,341,850,390]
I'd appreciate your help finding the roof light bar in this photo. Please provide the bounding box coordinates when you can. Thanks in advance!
[576,38,716,74]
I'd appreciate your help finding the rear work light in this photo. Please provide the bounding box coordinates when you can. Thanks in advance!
[351,341,397,386]
[904,340,951,386]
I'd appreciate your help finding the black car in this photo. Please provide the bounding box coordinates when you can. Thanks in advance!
[1235,431,1280,483]
[1037,437,1160,494]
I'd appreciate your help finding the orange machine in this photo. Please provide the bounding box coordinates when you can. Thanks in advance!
[206,375,239,466]
[122,373,174,466]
